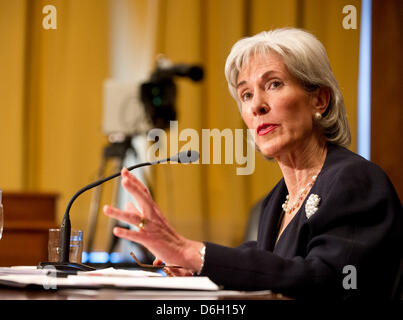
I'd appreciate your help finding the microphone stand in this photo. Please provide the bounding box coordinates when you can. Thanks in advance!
[38,161,155,272]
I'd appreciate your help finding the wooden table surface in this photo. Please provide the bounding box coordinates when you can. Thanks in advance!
[0,286,291,300]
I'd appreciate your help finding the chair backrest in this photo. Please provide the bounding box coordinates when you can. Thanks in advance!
[391,257,403,300]
[243,198,263,242]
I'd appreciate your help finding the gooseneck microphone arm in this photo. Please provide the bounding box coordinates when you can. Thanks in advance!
[38,150,199,272]
[59,161,155,264]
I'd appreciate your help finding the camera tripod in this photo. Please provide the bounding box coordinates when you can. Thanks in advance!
[85,135,138,257]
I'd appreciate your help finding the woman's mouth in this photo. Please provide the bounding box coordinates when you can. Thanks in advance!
[257,123,279,136]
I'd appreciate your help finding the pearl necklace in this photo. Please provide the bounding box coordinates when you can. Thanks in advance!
[282,175,318,215]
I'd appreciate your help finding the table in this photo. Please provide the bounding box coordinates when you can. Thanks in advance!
[0,287,290,300]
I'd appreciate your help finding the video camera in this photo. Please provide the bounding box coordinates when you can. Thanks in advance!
[140,58,204,129]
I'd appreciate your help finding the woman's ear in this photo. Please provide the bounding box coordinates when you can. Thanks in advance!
[312,86,330,115]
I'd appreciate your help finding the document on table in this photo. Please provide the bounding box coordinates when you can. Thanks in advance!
[0,267,220,291]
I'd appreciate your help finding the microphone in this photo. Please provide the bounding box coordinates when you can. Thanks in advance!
[38,150,199,272]
[168,150,199,164]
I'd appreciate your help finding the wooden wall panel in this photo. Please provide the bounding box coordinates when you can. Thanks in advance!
[371,0,403,202]
[0,193,58,266]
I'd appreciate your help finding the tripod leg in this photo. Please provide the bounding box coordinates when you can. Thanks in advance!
[107,158,124,255]
[85,156,107,254]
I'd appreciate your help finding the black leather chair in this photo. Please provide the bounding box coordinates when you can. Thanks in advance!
[243,198,263,242]
[391,258,403,300]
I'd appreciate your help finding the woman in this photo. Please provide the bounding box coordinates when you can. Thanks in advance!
[103,28,402,300]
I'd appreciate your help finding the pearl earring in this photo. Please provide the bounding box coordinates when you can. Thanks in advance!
[314,112,322,120]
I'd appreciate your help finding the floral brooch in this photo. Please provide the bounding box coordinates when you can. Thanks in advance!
[305,194,321,219]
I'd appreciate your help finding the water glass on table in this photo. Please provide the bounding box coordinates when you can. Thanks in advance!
[48,228,84,263]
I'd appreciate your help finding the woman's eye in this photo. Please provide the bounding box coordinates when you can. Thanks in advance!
[241,92,253,101]
[267,81,282,90]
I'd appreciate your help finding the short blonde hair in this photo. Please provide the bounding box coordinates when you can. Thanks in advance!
[225,28,351,148]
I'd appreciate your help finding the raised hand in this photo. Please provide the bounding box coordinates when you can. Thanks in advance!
[103,167,204,272]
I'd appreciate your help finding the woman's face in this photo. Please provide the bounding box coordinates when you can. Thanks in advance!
[237,52,321,159]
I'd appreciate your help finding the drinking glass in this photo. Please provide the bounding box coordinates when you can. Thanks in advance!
[48,228,83,263]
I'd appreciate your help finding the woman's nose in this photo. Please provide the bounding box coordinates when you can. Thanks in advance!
[251,90,269,116]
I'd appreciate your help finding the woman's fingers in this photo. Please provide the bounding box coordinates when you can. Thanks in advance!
[121,169,154,214]
[103,169,186,268]
[164,267,175,277]
[153,258,164,266]
[153,258,191,276]
[122,168,152,197]
[163,267,193,277]
[113,226,144,242]
[103,205,142,227]
[124,201,138,213]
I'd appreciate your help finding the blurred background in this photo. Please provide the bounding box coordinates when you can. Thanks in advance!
[0,0,401,265]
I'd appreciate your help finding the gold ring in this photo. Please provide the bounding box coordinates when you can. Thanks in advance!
[138,217,147,230]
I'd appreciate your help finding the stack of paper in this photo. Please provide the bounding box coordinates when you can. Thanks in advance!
[0,266,220,291]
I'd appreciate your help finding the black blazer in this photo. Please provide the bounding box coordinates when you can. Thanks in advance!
[200,144,403,300]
